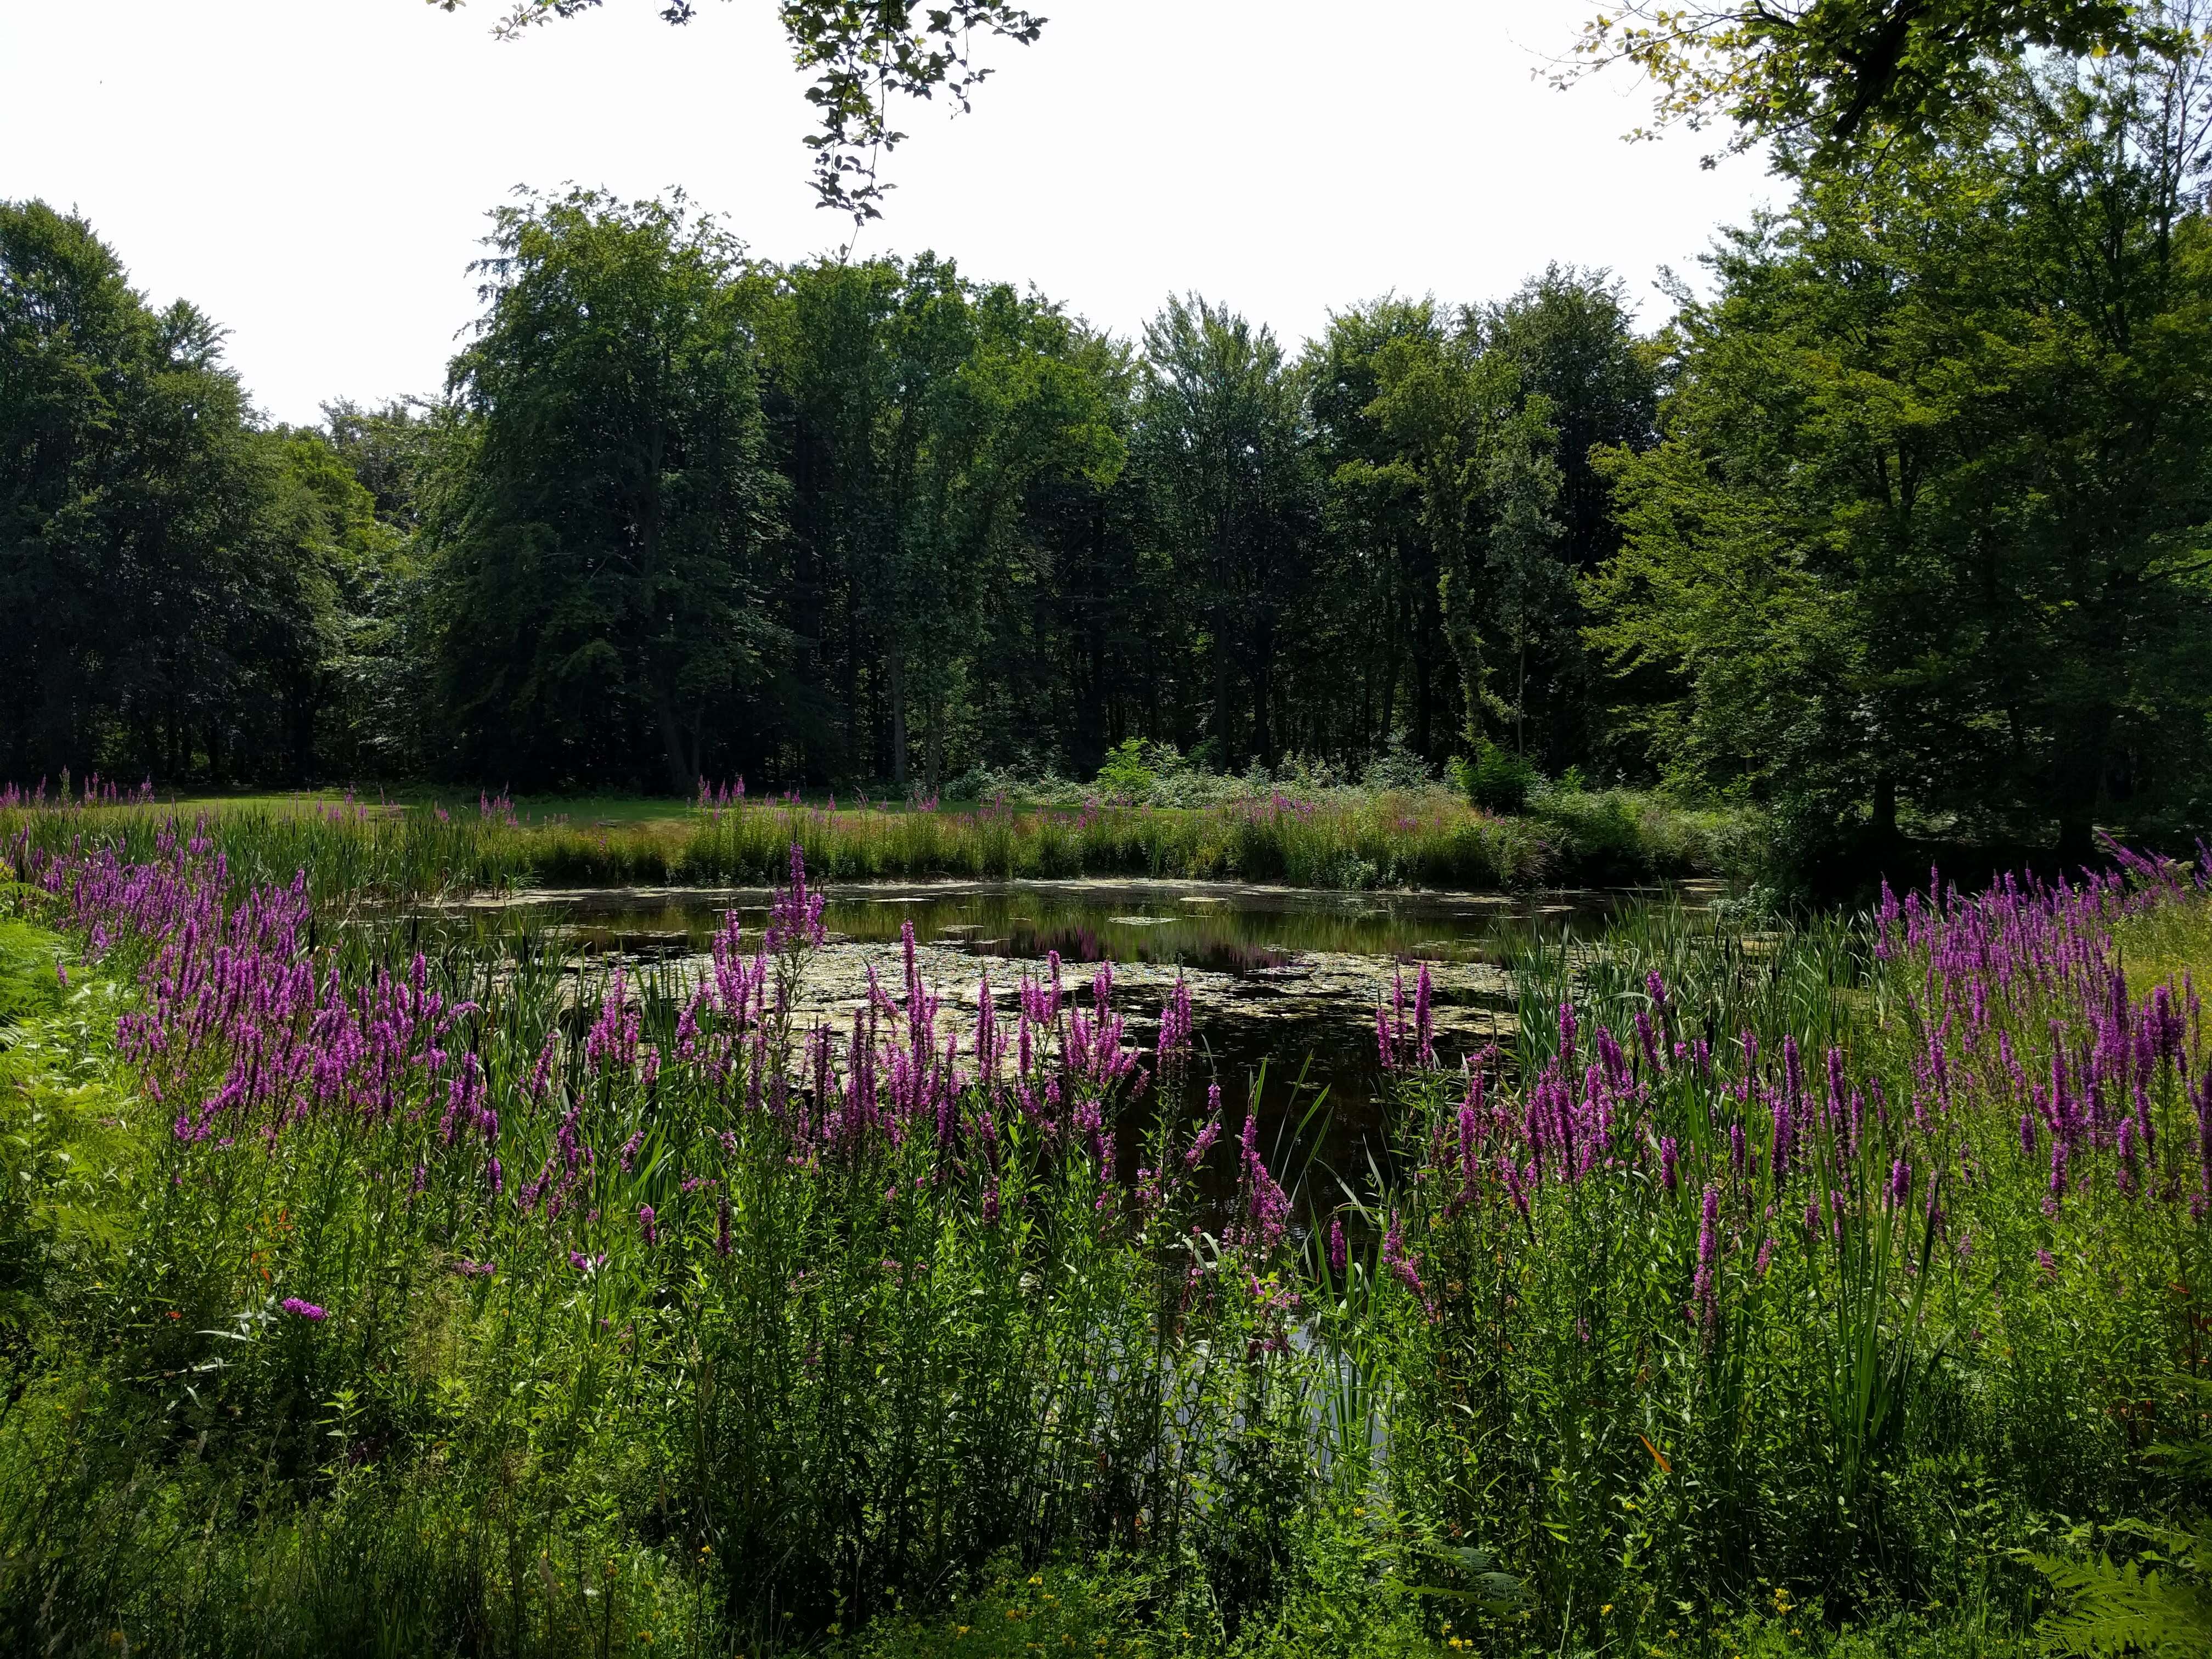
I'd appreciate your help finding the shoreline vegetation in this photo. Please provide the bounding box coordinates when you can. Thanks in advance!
[0,778,1762,899]
[1,804,2210,1656]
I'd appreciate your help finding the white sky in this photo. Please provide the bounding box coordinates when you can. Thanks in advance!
[1,0,1777,427]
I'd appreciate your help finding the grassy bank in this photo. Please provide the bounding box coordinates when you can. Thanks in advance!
[2,783,1757,900]
[1,809,2208,1657]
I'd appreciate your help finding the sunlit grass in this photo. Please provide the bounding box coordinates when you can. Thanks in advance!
[4,787,1752,898]
[2113,896,2212,998]
[1,805,2196,1657]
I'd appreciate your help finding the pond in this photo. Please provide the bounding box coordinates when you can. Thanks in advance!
[461,877,1690,1194]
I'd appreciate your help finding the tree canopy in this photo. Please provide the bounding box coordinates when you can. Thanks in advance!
[1589,43,2212,856]
[1562,0,2187,155]
[11,21,2212,864]
[433,0,1045,222]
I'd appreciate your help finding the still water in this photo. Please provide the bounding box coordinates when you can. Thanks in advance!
[476,877,1652,1189]
[530,877,1607,968]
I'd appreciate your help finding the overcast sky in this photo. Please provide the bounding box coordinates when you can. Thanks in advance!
[2,0,1776,426]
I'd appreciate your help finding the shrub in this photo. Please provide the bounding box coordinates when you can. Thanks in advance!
[1094,737,1159,800]
[1451,741,1538,815]
[1360,741,1436,793]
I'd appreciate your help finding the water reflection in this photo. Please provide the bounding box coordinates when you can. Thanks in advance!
[447,878,1646,1202]
[524,878,1618,973]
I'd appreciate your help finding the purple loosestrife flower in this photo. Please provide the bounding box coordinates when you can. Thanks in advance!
[1887,1158,1911,1209]
[1328,1216,1347,1277]
[1689,1183,1719,1336]
[1187,1093,1222,1169]
[1634,1009,1661,1072]
[638,1205,657,1246]
[765,844,827,952]
[280,1297,326,1322]
[1381,1215,1433,1318]
[1660,1136,1679,1197]
[1158,973,1193,1058]
[2196,1069,2212,1200]
[1239,1112,1291,1250]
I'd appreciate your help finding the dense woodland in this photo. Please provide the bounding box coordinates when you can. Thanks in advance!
[13,8,2212,1655]
[5,44,2211,860]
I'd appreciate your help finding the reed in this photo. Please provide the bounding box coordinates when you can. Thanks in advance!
[0,806,2204,1658]
[0,781,1754,905]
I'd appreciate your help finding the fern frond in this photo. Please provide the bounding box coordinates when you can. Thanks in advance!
[2027,1548,2212,1657]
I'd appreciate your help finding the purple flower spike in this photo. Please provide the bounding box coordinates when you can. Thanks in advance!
[280,1297,326,1322]
[1689,1184,1719,1336]
[765,844,827,952]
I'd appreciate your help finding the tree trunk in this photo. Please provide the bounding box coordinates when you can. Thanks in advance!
[1515,640,1527,757]
[888,650,909,788]
[652,687,696,797]
[1211,596,1235,769]
[1377,585,1401,754]
[1251,642,1273,769]
[924,688,944,797]
[2052,713,2110,867]
[1074,499,1107,777]
[1413,581,1436,759]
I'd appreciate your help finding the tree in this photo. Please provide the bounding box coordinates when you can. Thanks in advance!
[1136,297,1317,771]
[1561,0,2179,156]
[1590,43,2212,857]
[1306,298,1457,763]
[1349,323,1562,758]
[1,200,325,786]
[753,256,1121,790]
[1476,266,1661,769]
[427,189,785,791]
[436,0,1044,224]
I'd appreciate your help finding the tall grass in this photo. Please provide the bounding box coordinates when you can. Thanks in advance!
[1,785,1754,901]
[1382,860,2212,1635]
[0,810,2205,1658]
[2,792,537,904]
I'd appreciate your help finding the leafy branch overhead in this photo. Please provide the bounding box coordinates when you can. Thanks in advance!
[1559,0,2184,154]
[431,0,1046,222]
